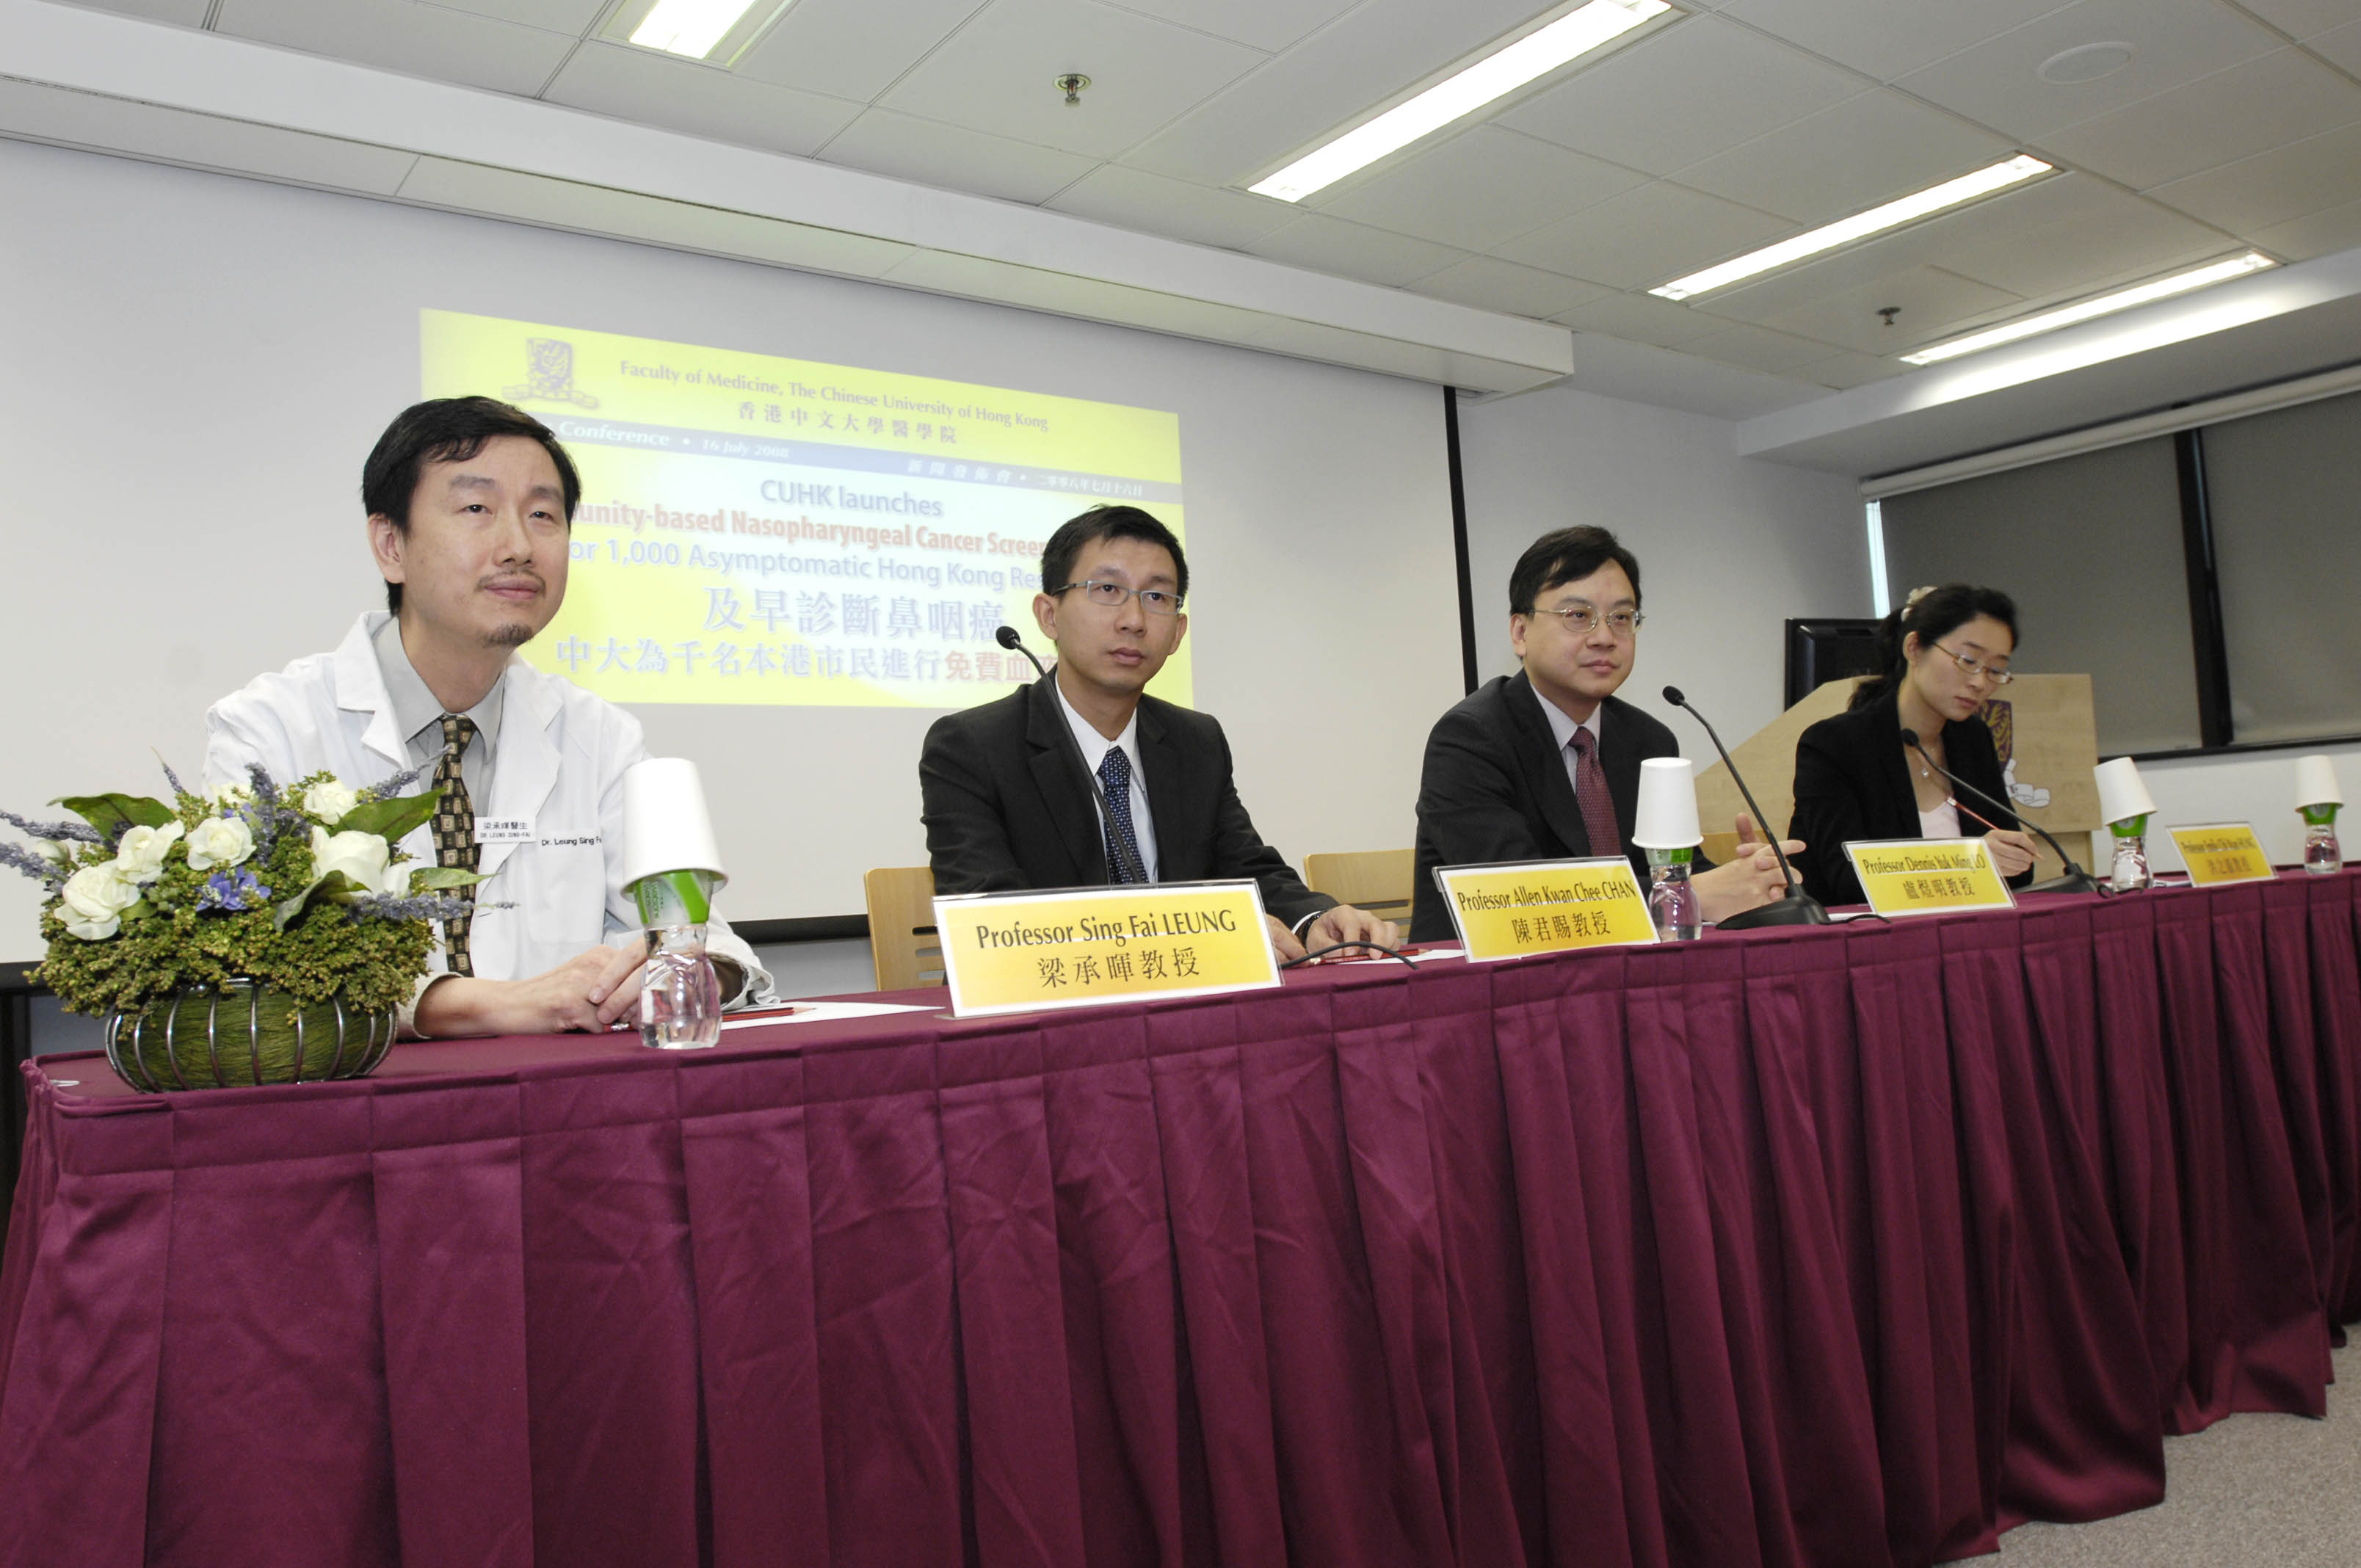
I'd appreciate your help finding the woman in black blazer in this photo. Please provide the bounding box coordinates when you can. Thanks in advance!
[1791,584,2040,907]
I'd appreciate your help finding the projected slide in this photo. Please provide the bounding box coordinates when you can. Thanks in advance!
[420,309,1189,709]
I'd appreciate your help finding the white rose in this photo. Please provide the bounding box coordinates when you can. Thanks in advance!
[302,779,360,824]
[185,815,255,871]
[206,780,254,808]
[380,862,413,898]
[112,821,186,885]
[310,827,393,894]
[59,863,140,940]
[33,839,74,869]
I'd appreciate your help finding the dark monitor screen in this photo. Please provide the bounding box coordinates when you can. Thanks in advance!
[1785,618,1885,709]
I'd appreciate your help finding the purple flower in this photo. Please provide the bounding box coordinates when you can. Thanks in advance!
[348,893,472,923]
[0,810,102,844]
[196,868,272,912]
[0,841,65,890]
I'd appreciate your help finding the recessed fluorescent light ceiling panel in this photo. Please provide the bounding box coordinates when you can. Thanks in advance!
[1900,252,2277,365]
[631,0,766,58]
[1250,0,1673,203]
[1650,155,2053,302]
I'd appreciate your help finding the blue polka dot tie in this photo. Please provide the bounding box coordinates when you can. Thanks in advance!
[1098,747,1146,883]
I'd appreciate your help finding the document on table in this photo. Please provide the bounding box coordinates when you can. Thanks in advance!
[720,1001,938,1030]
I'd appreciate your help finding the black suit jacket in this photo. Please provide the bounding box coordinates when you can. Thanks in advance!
[1789,686,2026,907]
[919,672,1335,930]
[1410,674,1686,943]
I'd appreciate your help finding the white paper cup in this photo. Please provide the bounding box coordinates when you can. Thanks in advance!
[2296,754,2344,810]
[620,758,728,893]
[1632,757,1702,849]
[2094,756,2158,827]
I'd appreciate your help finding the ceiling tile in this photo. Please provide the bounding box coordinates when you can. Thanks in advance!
[2034,47,2361,188]
[1678,322,1835,374]
[543,42,863,156]
[1498,179,1793,289]
[2248,193,2361,258]
[819,109,1100,203]
[1244,213,1470,286]
[1793,349,1910,389]
[1551,289,1726,346]
[2234,0,2361,40]
[1901,175,2233,297]
[1119,0,1586,186]
[879,0,1266,159]
[1406,256,1611,319]
[1101,0,1360,54]
[1498,14,1868,175]
[1046,164,1297,247]
[1316,126,1643,251]
[1719,0,2067,82]
[211,0,575,95]
[1893,0,2282,141]
[1672,89,2017,226]
[1716,264,2025,354]
[2307,16,2361,72]
[735,0,988,104]
[64,0,209,23]
[2146,118,2361,230]
[425,0,605,32]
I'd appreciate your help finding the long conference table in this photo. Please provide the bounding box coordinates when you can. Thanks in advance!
[4,871,2359,1568]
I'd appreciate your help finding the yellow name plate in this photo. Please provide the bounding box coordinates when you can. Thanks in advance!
[1843,838,2016,917]
[932,881,1280,1018]
[2169,822,2275,886]
[1432,857,1655,962]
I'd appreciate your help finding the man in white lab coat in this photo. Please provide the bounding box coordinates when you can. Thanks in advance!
[206,396,771,1037]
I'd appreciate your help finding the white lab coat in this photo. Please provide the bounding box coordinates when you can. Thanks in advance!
[204,614,772,1006]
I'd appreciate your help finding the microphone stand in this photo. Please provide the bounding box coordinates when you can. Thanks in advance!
[1661,685,1831,929]
[1903,730,2103,895]
[995,626,1151,886]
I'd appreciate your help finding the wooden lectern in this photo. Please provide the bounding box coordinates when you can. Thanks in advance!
[1694,675,2103,885]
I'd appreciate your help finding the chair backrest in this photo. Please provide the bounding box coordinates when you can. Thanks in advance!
[863,866,944,992]
[1302,848,1417,930]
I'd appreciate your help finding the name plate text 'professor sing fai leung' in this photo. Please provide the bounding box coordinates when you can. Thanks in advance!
[1843,838,2015,917]
[1432,858,1656,962]
[932,882,1280,1018]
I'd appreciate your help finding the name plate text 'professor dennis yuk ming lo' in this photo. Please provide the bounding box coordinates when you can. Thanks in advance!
[932,881,1280,1017]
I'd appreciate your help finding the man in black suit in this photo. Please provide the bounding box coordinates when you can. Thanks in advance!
[922,504,1399,960]
[1409,526,1799,943]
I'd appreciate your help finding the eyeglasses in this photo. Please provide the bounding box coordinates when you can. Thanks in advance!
[1055,579,1185,616]
[1531,603,1644,637]
[1931,642,2014,685]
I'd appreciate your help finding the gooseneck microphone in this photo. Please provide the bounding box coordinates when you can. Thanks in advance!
[1661,685,1831,929]
[995,626,1150,886]
[1902,729,2103,895]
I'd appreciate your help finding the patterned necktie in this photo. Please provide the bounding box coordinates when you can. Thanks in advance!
[1098,747,1147,884]
[1569,727,1621,858]
[432,714,480,977]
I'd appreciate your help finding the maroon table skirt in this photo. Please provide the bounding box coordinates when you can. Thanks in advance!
[4,872,2357,1568]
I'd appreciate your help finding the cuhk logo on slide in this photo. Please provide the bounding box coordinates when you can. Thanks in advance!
[1980,697,2053,810]
[503,337,600,410]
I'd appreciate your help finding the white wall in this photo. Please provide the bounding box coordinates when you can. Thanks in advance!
[1456,382,1868,747]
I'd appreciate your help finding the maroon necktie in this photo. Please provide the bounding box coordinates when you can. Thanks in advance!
[1569,727,1621,857]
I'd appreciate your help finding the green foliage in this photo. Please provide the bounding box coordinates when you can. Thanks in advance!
[53,793,175,840]
[28,769,446,1019]
[330,789,441,845]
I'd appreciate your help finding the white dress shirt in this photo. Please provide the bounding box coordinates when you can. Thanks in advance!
[1056,683,1161,882]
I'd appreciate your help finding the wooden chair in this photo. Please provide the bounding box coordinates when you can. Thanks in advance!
[863,866,946,991]
[1302,848,1417,931]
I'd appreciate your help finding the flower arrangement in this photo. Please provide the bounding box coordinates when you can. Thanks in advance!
[4,759,478,1020]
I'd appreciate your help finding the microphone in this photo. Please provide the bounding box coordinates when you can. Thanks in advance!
[1902,729,2103,895]
[995,623,1046,678]
[1661,685,1830,929]
[995,625,1150,887]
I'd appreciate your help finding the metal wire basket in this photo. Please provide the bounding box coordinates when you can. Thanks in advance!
[103,979,396,1092]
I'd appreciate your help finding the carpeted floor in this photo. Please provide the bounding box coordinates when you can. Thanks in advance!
[1944,1340,2361,1566]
